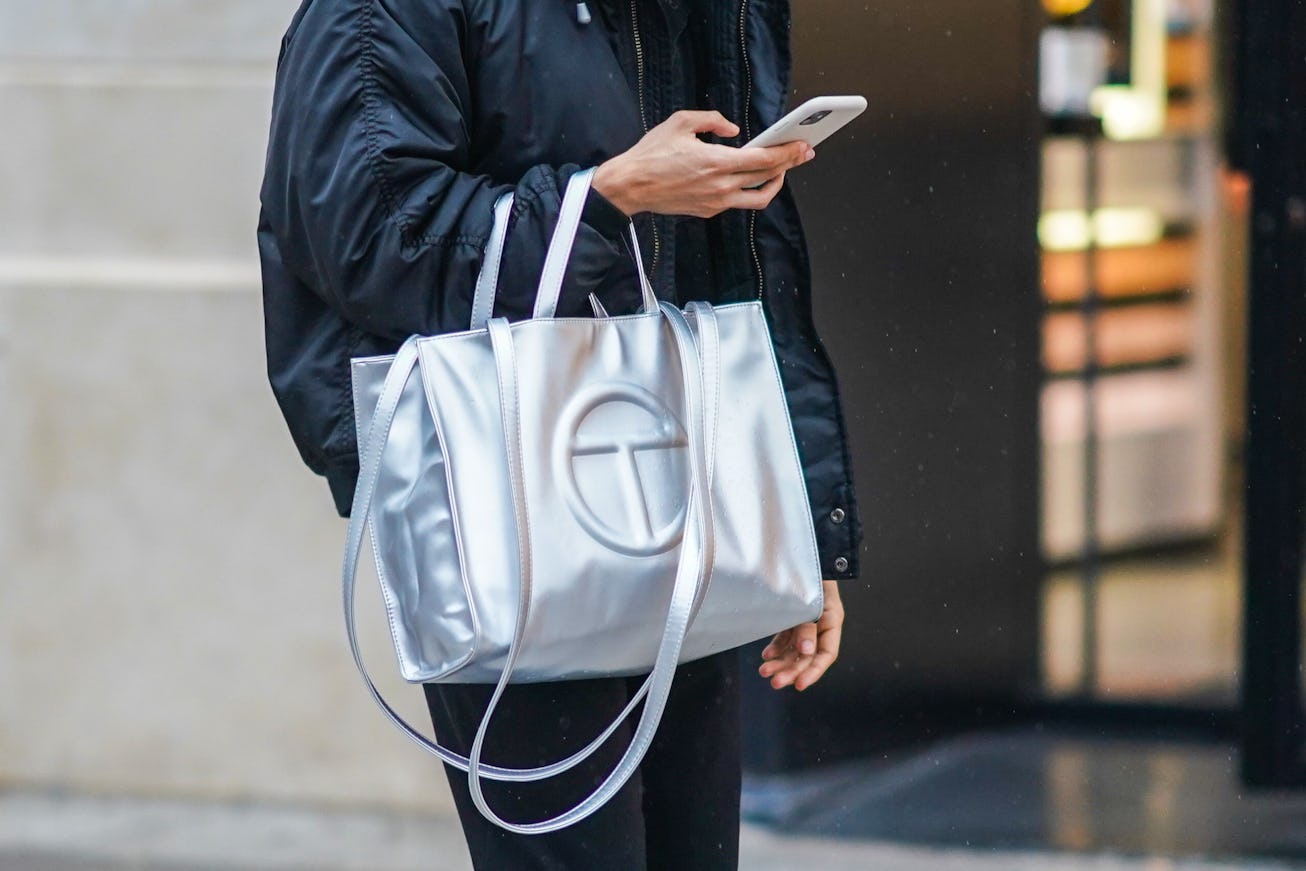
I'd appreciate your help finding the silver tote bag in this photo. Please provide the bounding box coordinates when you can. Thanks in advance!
[343,168,823,833]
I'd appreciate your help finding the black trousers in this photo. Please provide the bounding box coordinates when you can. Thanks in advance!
[423,649,742,871]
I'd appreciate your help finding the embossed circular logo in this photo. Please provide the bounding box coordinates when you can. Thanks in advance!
[554,382,689,557]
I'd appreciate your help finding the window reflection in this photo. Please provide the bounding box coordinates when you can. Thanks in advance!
[1038,0,1243,705]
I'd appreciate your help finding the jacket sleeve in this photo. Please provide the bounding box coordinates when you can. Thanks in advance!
[259,0,630,341]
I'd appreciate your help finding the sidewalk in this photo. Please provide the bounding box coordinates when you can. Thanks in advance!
[1,791,1302,871]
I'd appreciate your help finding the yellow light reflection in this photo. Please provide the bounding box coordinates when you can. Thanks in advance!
[1042,0,1095,16]
[1091,0,1168,140]
[1039,207,1166,251]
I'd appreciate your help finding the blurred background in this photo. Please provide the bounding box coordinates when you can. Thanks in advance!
[1,0,1304,868]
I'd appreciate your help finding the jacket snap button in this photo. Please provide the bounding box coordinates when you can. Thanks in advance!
[834,556,849,573]
[830,508,846,525]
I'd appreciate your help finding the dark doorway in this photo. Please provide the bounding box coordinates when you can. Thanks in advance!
[1237,0,1306,789]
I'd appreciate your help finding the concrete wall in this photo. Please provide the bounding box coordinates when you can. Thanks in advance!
[0,0,455,813]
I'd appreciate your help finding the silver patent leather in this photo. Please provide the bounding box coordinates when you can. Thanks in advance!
[344,168,823,833]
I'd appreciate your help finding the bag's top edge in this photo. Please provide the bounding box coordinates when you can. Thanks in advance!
[349,300,763,366]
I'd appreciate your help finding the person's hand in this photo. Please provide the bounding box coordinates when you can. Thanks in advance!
[593,110,814,218]
[758,581,844,691]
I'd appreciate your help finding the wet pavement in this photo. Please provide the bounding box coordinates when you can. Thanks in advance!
[743,728,1306,861]
[2,787,1304,871]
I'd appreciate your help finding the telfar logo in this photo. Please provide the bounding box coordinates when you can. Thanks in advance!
[554,382,689,557]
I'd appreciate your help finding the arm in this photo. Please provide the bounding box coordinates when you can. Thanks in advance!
[259,0,628,340]
[260,2,814,339]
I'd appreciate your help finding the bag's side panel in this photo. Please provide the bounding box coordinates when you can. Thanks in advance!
[352,357,477,682]
[678,302,825,664]
[414,334,522,681]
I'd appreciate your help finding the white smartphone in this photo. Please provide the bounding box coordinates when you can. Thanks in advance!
[743,95,868,150]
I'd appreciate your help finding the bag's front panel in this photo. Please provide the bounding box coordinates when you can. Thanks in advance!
[352,358,477,682]
[417,305,822,683]
[512,314,693,679]
[419,314,684,681]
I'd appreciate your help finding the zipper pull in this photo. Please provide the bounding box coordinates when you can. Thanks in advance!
[576,2,592,24]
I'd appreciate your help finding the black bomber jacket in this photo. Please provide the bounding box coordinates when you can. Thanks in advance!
[257,0,862,579]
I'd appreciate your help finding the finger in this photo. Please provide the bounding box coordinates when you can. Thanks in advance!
[759,642,802,677]
[730,166,787,190]
[759,649,803,679]
[731,156,809,190]
[762,621,814,667]
[724,172,786,210]
[769,658,808,689]
[758,656,794,679]
[761,628,792,660]
[815,611,843,661]
[720,140,812,174]
[795,623,842,691]
[758,644,806,680]
[765,636,817,689]
[765,660,797,687]
[794,650,838,691]
[677,110,740,139]
[793,622,818,658]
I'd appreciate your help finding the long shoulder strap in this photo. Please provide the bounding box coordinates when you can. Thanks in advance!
[468,301,716,834]
[342,340,648,784]
[342,302,722,832]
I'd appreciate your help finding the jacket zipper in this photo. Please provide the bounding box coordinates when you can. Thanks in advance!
[629,0,661,277]
[738,0,763,299]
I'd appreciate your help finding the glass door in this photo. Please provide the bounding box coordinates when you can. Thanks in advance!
[1039,0,1240,709]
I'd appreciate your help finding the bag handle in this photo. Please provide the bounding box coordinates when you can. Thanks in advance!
[341,303,723,827]
[469,192,516,331]
[533,168,658,320]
